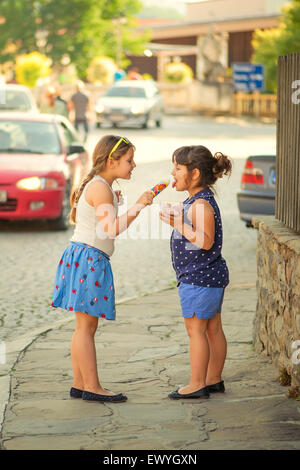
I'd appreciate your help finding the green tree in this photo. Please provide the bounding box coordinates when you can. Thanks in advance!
[0,0,146,78]
[252,28,283,93]
[252,0,300,92]
[0,0,38,62]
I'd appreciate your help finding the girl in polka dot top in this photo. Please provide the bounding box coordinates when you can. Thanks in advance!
[160,145,232,400]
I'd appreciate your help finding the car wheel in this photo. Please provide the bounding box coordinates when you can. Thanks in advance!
[156,119,162,128]
[48,185,70,231]
[142,115,149,129]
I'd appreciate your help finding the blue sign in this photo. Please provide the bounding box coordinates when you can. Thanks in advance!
[232,63,265,92]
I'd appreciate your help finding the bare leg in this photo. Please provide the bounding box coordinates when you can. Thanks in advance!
[179,315,209,394]
[206,313,227,385]
[71,329,84,390]
[71,311,114,395]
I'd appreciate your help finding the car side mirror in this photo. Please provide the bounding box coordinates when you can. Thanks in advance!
[68,143,85,154]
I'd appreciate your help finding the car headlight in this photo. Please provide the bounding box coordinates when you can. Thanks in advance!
[130,104,146,114]
[96,103,109,113]
[16,177,59,190]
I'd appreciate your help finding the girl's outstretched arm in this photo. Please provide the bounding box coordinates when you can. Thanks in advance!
[86,180,154,238]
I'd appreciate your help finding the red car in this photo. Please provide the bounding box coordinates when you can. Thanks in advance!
[0,112,89,230]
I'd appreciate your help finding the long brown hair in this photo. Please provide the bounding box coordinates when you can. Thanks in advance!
[172,145,232,189]
[69,135,134,224]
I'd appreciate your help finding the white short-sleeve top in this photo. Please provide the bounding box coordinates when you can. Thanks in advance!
[70,175,118,257]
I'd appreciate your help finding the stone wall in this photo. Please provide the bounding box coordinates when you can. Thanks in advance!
[253,216,300,389]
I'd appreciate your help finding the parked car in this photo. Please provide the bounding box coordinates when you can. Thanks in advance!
[0,112,88,230]
[237,155,276,227]
[0,84,39,113]
[95,80,164,129]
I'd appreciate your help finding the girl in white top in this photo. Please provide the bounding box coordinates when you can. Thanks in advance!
[51,135,154,403]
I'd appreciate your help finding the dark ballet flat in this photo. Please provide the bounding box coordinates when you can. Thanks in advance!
[82,390,127,403]
[70,387,84,398]
[168,386,210,400]
[207,380,225,393]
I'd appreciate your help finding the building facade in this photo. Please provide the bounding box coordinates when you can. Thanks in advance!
[128,0,289,80]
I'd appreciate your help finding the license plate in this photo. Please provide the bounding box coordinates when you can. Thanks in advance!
[270,169,276,185]
[0,190,7,203]
[110,114,125,122]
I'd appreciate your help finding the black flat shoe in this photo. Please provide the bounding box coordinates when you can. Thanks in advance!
[70,387,83,398]
[207,380,225,393]
[168,386,210,400]
[82,390,127,403]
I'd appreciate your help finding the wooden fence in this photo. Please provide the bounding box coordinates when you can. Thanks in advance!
[276,53,300,233]
[232,92,277,117]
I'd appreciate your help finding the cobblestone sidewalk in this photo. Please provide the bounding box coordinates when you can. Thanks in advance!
[1,284,300,450]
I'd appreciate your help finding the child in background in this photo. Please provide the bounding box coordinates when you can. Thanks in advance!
[52,135,154,403]
[160,145,232,400]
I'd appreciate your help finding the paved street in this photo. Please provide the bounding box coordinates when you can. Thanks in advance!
[0,114,275,346]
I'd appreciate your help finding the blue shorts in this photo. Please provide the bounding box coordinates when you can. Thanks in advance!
[178,283,225,319]
[51,241,115,320]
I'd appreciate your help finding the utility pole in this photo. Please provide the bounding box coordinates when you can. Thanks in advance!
[113,17,127,67]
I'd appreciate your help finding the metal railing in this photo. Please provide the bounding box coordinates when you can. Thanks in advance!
[276,53,300,233]
[232,91,277,117]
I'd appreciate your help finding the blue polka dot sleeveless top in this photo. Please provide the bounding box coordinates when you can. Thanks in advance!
[170,187,229,288]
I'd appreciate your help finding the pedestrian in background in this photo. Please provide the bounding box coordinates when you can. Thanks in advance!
[51,135,154,403]
[127,66,142,80]
[42,85,68,118]
[53,85,68,118]
[68,81,90,142]
[160,145,232,400]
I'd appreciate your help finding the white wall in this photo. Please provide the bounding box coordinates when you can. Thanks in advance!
[186,0,289,23]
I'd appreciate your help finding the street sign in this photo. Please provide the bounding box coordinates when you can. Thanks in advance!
[232,63,265,92]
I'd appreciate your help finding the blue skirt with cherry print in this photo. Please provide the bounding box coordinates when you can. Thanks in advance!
[51,241,115,320]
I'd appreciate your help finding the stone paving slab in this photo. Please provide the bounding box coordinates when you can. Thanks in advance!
[1,287,300,450]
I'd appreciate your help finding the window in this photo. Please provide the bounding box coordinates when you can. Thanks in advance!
[58,120,81,151]
[0,91,32,111]
[0,120,61,154]
[105,86,146,98]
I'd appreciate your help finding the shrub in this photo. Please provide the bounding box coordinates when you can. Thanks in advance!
[86,56,117,84]
[164,61,193,84]
[142,73,154,81]
[15,52,52,88]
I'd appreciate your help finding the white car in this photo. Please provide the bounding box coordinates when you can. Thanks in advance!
[95,80,164,129]
[0,84,39,113]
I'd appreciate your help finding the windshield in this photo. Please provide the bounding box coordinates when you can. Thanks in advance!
[105,86,146,98]
[0,120,61,154]
[0,90,33,111]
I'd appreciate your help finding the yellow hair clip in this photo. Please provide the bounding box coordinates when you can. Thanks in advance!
[108,137,130,159]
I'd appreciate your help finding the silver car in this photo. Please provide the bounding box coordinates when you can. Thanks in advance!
[0,84,39,113]
[95,80,164,129]
[237,155,276,227]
